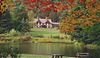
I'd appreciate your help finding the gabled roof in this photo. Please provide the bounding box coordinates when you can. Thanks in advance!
[34,18,59,25]
[52,22,59,25]
[34,18,52,23]
[39,19,47,23]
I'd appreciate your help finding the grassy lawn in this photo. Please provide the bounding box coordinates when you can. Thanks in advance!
[20,54,75,58]
[27,28,61,37]
[25,28,75,43]
[0,28,75,43]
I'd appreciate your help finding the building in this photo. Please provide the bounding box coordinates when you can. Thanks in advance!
[34,18,59,28]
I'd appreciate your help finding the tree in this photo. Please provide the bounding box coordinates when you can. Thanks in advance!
[73,23,100,44]
[0,0,16,33]
[14,0,71,19]
[11,2,31,32]
[0,0,15,13]
[83,23,100,44]
[0,0,31,33]
[60,0,100,33]
[1,0,77,20]
[59,0,100,44]
[0,10,13,33]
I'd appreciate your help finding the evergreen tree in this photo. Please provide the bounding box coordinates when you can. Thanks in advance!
[0,10,13,33]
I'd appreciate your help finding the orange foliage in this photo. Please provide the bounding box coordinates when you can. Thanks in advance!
[60,0,100,33]
[0,0,15,13]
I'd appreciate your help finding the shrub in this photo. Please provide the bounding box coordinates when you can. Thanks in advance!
[0,45,20,58]
[8,29,22,36]
[19,36,32,42]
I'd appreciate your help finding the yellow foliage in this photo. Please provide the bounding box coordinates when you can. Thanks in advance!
[0,0,15,13]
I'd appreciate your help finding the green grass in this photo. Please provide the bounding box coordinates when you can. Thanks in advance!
[20,54,75,58]
[26,28,75,43]
[0,28,75,43]
[27,28,61,37]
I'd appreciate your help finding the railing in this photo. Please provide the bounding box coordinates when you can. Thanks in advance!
[76,53,89,58]
[51,54,63,58]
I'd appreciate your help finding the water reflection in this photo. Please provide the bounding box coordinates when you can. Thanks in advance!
[0,42,100,58]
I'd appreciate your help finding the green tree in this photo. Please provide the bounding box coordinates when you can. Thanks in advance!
[0,10,13,33]
[10,2,31,32]
[71,22,100,45]
[82,23,100,44]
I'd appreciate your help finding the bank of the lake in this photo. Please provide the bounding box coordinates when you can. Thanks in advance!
[20,54,75,58]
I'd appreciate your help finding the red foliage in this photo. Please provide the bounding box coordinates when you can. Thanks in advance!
[53,9,58,12]
[29,5,34,8]
[80,0,86,4]
[45,8,51,11]
[0,0,1,3]
[64,4,69,9]
[41,9,46,12]
[31,0,36,2]
[92,0,96,2]
[41,1,50,5]
[28,7,33,10]
[49,5,55,9]
[56,2,62,5]
[66,0,76,4]
[23,1,30,5]
[15,0,71,13]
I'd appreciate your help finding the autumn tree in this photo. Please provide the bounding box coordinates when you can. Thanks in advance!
[60,0,100,44]
[60,0,100,33]
[1,0,76,20]
[13,0,71,20]
[0,0,100,35]
[0,0,15,13]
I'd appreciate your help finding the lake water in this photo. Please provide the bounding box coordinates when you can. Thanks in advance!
[19,42,81,56]
[0,42,100,58]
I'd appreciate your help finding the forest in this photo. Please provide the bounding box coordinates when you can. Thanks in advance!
[0,0,100,58]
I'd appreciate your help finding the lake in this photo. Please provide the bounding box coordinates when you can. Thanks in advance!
[0,42,100,58]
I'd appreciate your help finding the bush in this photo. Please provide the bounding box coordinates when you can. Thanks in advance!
[19,36,32,42]
[33,35,44,38]
[9,29,21,36]
[0,45,20,58]
[51,35,60,39]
